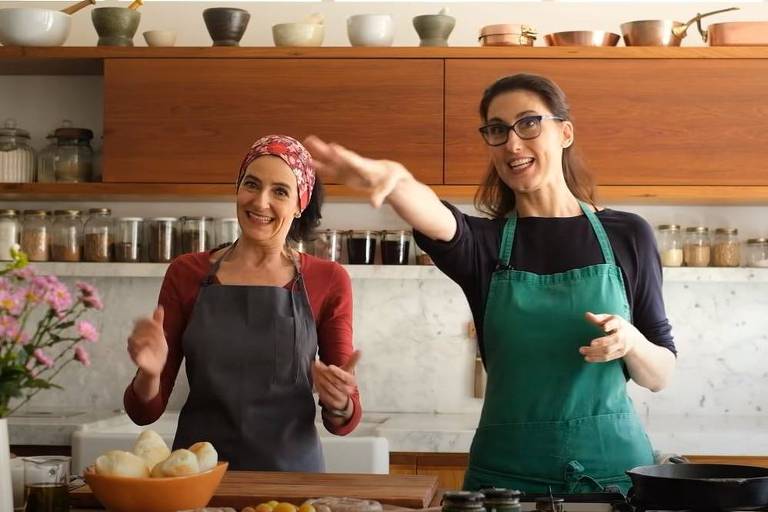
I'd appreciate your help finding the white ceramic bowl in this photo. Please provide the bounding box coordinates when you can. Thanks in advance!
[0,8,71,47]
[143,30,177,47]
[347,14,394,47]
[272,23,324,47]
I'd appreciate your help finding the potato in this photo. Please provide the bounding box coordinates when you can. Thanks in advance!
[95,450,150,478]
[189,441,218,472]
[132,430,171,471]
[152,448,200,477]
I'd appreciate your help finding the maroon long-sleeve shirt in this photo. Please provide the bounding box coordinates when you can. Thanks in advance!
[123,250,362,436]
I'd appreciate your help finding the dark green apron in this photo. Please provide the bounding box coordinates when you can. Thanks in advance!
[463,202,654,494]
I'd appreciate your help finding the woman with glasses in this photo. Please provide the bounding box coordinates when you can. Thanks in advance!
[304,74,676,493]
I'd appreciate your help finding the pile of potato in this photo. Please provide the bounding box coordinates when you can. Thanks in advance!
[94,430,218,478]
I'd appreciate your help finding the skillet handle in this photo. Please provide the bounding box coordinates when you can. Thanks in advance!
[669,456,689,464]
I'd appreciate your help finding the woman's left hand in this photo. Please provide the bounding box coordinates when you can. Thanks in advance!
[580,312,640,363]
[312,350,361,416]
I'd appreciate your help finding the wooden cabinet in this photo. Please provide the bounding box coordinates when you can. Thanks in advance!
[391,453,467,491]
[103,58,444,184]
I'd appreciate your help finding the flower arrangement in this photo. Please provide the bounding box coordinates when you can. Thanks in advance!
[0,246,103,417]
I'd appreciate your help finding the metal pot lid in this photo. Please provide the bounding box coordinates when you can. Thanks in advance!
[479,23,537,37]
[0,118,30,139]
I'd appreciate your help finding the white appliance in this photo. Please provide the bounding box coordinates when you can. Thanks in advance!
[71,412,389,475]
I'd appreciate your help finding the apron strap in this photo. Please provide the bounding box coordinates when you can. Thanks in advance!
[497,215,518,270]
[202,241,239,286]
[578,202,615,266]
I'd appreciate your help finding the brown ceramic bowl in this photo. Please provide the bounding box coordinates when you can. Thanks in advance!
[83,461,228,512]
[544,30,621,47]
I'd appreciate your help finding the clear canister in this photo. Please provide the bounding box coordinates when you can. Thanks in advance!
[37,132,58,183]
[51,210,82,262]
[21,210,50,262]
[346,230,376,265]
[313,229,342,262]
[684,226,711,267]
[83,208,113,262]
[53,126,94,182]
[215,217,240,247]
[0,118,36,183]
[745,238,768,268]
[656,224,683,267]
[181,216,214,254]
[712,227,741,267]
[380,230,411,265]
[148,217,179,263]
[115,217,144,262]
[0,209,20,261]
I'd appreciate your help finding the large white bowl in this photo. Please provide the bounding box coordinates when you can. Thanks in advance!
[0,8,71,47]
[347,14,394,47]
[272,22,324,47]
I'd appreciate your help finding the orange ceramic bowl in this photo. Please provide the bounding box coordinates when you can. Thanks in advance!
[84,461,228,512]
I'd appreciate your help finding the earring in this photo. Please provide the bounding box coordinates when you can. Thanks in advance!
[294,212,301,219]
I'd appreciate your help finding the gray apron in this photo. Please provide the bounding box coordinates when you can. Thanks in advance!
[173,243,325,472]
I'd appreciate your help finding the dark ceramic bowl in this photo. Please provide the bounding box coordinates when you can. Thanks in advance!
[202,7,250,46]
[91,7,140,47]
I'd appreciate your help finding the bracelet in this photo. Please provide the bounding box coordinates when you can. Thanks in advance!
[320,397,351,418]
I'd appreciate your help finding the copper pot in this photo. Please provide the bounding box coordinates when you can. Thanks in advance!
[621,7,739,46]
[705,21,768,46]
[544,30,620,47]
[479,24,536,46]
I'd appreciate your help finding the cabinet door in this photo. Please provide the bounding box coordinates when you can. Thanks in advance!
[104,59,444,184]
[446,59,768,186]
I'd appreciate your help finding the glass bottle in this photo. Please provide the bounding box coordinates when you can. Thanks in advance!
[115,217,144,262]
[655,224,683,267]
[215,217,239,247]
[745,238,768,268]
[480,488,521,512]
[442,491,486,512]
[181,216,214,254]
[380,230,411,265]
[346,230,376,264]
[83,208,113,262]
[0,118,36,183]
[711,228,740,267]
[21,210,50,262]
[148,217,179,263]
[53,125,94,182]
[684,226,711,267]
[0,209,20,261]
[313,229,342,262]
[51,210,82,262]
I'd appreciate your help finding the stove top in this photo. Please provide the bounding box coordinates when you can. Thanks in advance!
[516,492,768,512]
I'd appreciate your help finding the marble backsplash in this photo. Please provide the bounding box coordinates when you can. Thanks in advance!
[15,268,768,421]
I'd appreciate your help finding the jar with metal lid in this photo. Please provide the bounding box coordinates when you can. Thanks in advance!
[215,217,239,247]
[53,125,94,182]
[534,497,564,512]
[684,226,711,267]
[0,118,36,183]
[148,217,179,263]
[480,488,521,512]
[84,208,113,262]
[0,209,20,261]
[656,224,683,267]
[21,210,50,262]
[745,238,768,268]
[442,491,486,512]
[380,230,411,265]
[313,229,342,262]
[347,230,376,264]
[712,227,741,267]
[51,210,82,262]
[115,217,144,262]
[181,216,214,254]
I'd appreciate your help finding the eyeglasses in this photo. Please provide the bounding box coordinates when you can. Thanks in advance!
[478,115,564,146]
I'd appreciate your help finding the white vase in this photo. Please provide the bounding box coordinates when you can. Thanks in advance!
[0,418,13,512]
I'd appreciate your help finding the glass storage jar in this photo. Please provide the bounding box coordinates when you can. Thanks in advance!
[442,491,485,512]
[53,125,94,182]
[181,216,214,254]
[712,228,741,267]
[313,229,342,262]
[0,118,36,183]
[480,488,521,512]
[346,230,376,264]
[215,217,239,247]
[83,208,113,262]
[51,210,82,262]
[0,209,20,261]
[684,226,711,267]
[655,224,683,267]
[535,498,564,512]
[148,217,179,263]
[115,217,144,262]
[21,210,50,262]
[380,230,410,265]
[745,238,768,268]
[37,132,58,183]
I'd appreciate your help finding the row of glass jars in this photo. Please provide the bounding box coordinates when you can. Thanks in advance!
[0,209,240,263]
[295,229,433,266]
[656,225,768,268]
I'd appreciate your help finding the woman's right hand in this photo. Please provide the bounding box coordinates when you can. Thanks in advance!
[127,306,168,378]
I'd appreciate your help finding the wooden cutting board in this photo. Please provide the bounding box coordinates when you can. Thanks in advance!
[71,471,439,510]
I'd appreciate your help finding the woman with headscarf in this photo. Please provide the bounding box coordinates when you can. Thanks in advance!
[123,135,361,472]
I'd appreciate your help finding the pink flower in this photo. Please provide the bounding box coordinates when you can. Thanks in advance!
[0,289,24,316]
[74,345,91,367]
[76,282,97,297]
[76,320,99,343]
[44,278,73,317]
[32,348,54,368]
[10,267,36,281]
[76,282,103,310]
[0,315,21,339]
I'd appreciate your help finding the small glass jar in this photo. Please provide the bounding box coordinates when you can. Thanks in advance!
[51,210,82,262]
[745,238,768,268]
[181,216,214,254]
[36,132,58,183]
[442,491,486,512]
[289,238,311,253]
[53,125,94,182]
[215,217,239,247]
[711,228,741,267]
[21,210,50,262]
[346,230,376,265]
[313,229,342,262]
[148,217,179,263]
[480,488,521,512]
[115,217,144,263]
[684,226,711,267]
[83,208,113,262]
[655,224,683,267]
[0,209,20,261]
[380,230,411,265]
[535,497,564,512]
[0,118,36,183]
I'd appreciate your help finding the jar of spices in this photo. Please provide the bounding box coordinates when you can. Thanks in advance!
[684,226,711,267]
[181,216,214,254]
[51,210,82,262]
[215,217,239,247]
[380,230,411,265]
[0,118,36,183]
[83,208,113,262]
[115,217,144,262]
[53,125,94,182]
[745,238,768,268]
[148,217,179,263]
[442,491,486,512]
[346,230,376,265]
[655,224,683,267]
[0,209,20,261]
[313,229,342,262]
[712,228,741,267]
[480,488,521,512]
[21,210,50,262]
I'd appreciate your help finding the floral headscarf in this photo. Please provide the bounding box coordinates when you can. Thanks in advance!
[236,135,316,213]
